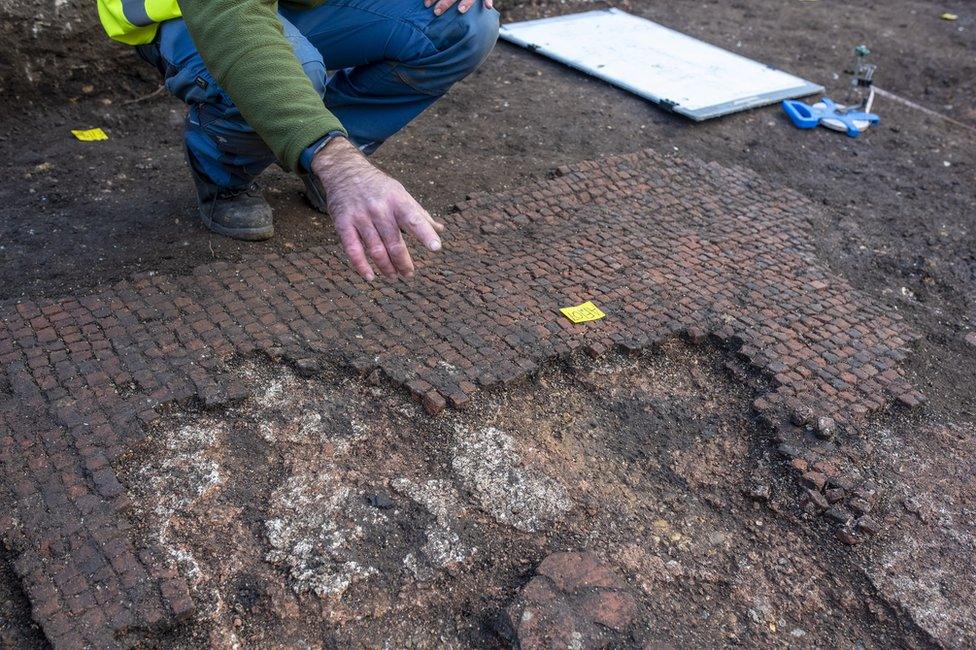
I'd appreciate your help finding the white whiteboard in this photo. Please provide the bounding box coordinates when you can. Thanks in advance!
[499,8,823,120]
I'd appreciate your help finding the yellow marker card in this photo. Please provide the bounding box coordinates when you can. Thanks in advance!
[71,128,109,142]
[941,12,958,20]
[560,301,606,324]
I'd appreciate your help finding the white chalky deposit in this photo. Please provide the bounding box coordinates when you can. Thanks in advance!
[249,369,360,447]
[451,426,571,532]
[265,471,382,598]
[393,478,473,576]
[133,423,225,585]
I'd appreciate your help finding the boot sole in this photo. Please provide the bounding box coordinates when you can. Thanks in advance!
[199,206,274,241]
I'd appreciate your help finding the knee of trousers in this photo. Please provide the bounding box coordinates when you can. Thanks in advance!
[406,7,499,95]
[304,58,329,99]
[446,7,500,79]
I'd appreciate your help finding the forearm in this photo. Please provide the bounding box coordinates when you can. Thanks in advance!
[180,0,344,170]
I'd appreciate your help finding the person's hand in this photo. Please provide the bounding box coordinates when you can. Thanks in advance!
[311,137,445,282]
[425,0,492,16]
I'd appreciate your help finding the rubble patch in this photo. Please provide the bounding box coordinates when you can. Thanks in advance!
[250,370,358,447]
[265,471,382,599]
[106,347,941,647]
[452,426,572,532]
[131,423,225,586]
[862,421,976,646]
[392,478,474,578]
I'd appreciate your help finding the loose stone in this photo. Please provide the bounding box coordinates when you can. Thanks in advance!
[835,528,861,546]
[855,515,881,536]
[825,488,846,504]
[815,416,837,440]
[825,506,853,526]
[801,472,827,491]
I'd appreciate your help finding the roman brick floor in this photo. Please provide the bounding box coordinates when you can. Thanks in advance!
[0,148,919,647]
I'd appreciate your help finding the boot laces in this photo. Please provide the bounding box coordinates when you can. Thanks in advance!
[208,182,262,220]
[218,182,262,200]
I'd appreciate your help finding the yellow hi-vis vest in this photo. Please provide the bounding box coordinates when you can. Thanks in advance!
[97,0,182,45]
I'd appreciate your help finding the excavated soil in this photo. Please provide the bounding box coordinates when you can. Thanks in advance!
[115,343,937,647]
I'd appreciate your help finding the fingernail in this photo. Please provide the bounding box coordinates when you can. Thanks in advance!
[366,273,374,282]
[459,5,468,12]
[434,7,442,14]
[428,240,442,252]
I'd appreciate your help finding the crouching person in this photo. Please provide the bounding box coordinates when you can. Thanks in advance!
[97,0,499,280]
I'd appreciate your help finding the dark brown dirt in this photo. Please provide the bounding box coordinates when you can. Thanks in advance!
[0,0,143,101]
[0,548,46,649]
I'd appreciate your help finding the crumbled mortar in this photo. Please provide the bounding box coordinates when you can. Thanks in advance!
[451,426,571,532]
[393,478,474,578]
[265,471,382,599]
[132,423,225,586]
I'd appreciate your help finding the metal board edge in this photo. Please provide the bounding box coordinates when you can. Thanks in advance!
[499,10,824,120]
[499,27,677,110]
[679,82,825,121]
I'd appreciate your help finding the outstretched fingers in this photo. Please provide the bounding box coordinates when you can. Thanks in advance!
[425,211,446,234]
[358,220,400,280]
[373,213,415,278]
[335,221,375,282]
[334,203,441,282]
[396,201,443,254]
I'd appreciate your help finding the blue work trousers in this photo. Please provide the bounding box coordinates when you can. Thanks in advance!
[138,0,499,193]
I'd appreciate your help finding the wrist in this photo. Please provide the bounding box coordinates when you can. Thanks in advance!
[312,136,376,194]
[311,136,360,173]
[299,129,346,173]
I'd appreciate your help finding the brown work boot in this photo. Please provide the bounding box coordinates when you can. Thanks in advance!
[184,141,274,242]
[197,184,274,241]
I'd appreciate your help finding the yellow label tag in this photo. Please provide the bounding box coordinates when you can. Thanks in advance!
[560,301,606,324]
[71,128,109,142]
[941,12,958,20]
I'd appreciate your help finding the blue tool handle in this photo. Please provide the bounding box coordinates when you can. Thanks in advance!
[782,100,820,129]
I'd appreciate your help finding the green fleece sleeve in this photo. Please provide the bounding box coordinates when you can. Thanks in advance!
[178,0,345,171]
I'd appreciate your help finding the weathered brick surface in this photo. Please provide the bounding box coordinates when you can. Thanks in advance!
[0,148,918,645]
[501,551,637,648]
